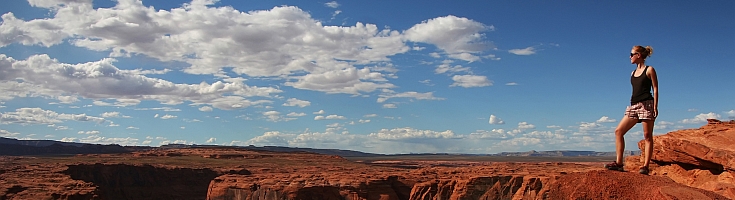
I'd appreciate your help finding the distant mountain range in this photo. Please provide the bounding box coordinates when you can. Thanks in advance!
[0,137,637,157]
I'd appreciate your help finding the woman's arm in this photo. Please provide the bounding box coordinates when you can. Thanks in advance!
[648,66,659,117]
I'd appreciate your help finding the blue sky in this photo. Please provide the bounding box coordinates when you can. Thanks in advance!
[0,0,733,154]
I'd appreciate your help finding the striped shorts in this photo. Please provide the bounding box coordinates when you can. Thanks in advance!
[625,100,656,122]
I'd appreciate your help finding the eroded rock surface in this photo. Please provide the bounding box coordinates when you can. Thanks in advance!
[625,119,735,199]
[547,170,727,200]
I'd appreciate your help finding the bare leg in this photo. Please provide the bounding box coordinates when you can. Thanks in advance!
[615,117,638,164]
[640,119,655,168]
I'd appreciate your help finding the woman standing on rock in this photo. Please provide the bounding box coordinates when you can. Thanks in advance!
[604,46,658,175]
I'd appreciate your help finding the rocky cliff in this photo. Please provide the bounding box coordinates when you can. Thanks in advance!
[625,119,735,199]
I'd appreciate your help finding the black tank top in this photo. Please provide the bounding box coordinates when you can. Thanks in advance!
[630,66,654,104]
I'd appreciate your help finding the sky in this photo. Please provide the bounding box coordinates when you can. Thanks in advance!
[0,0,733,154]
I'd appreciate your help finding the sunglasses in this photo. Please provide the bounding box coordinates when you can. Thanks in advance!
[630,52,640,57]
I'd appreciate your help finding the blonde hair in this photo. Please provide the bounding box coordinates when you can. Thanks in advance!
[633,45,654,59]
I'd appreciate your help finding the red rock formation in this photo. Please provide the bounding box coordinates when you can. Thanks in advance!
[547,170,727,200]
[628,118,735,199]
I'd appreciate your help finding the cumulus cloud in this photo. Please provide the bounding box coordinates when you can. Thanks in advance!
[314,114,346,120]
[369,127,462,140]
[0,54,282,109]
[100,111,130,118]
[286,112,306,117]
[509,47,536,55]
[262,111,295,122]
[488,115,505,125]
[680,112,721,124]
[450,75,492,88]
[282,98,311,107]
[0,107,105,124]
[245,131,292,146]
[78,130,100,135]
[206,137,216,143]
[285,67,394,95]
[0,2,502,107]
[198,106,213,112]
[469,129,511,140]
[160,114,177,119]
[517,122,535,130]
[596,116,616,123]
[404,15,494,60]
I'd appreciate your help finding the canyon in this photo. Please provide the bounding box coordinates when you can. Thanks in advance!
[1,119,734,199]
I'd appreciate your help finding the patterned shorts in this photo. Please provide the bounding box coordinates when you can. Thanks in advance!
[625,100,656,122]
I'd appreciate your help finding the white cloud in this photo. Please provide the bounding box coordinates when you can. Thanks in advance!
[78,130,100,135]
[726,110,735,119]
[517,122,535,130]
[382,103,397,108]
[363,114,378,118]
[0,2,505,108]
[505,82,518,86]
[326,114,346,120]
[284,112,304,117]
[469,129,511,140]
[450,75,492,88]
[57,96,79,104]
[282,98,311,107]
[313,110,326,115]
[448,52,480,62]
[285,67,395,95]
[377,90,444,103]
[0,107,105,124]
[680,112,721,124]
[263,111,295,122]
[369,127,462,140]
[0,55,282,109]
[404,15,493,55]
[101,111,121,118]
[0,129,20,137]
[435,63,470,74]
[199,106,213,112]
[245,131,293,146]
[489,115,505,125]
[596,116,617,123]
[324,1,340,8]
[509,47,536,55]
[315,114,346,120]
[160,114,177,119]
[206,137,216,143]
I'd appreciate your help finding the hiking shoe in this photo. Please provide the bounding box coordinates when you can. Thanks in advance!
[604,161,625,171]
[639,166,650,175]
